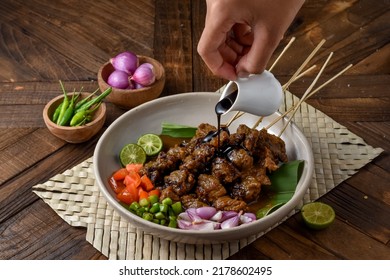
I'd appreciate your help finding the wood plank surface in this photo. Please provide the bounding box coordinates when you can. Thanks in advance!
[0,0,389,260]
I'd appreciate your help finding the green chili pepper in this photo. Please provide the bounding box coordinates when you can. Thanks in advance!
[74,88,98,111]
[56,80,69,125]
[75,87,112,113]
[52,102,63,123]
[70,102,102,126]
[58,91,79,126]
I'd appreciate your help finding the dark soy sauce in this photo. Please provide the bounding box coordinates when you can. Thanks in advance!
[213,90,238,151]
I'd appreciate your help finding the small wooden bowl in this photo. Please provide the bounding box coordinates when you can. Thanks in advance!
[97,55,165,110]
[43,92,106,143]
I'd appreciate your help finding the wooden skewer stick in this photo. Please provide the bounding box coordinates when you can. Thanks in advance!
[282,65,317,90]
[265,63,353,130]
[225,111,245,127]
[304,63,353,99]
[252,65,317,129]
[268,37,296,72]
[283,39,326,90]
[278,52,334,137]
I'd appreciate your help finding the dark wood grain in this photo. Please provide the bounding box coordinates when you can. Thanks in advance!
[0,0,389,260]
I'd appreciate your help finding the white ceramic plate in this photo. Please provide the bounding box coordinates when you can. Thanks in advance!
[93,92,314,244]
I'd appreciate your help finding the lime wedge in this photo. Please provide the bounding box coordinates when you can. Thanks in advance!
[301,202,335,230]
[119,143,146,166]
[137,134,163,156]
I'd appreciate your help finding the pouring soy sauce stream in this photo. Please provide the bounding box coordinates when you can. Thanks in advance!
[203,90,238,152]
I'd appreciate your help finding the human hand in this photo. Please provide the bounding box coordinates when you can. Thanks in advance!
[197,0,304,81]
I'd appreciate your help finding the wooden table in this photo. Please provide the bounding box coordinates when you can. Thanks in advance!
[0,0,389,260]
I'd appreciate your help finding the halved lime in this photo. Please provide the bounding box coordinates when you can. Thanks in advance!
[301,202,335,230]
[137,134,163,156]
[119,143,146,166]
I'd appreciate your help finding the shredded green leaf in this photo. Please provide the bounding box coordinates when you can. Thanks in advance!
[161,122,197,138]
[256,160,305,219]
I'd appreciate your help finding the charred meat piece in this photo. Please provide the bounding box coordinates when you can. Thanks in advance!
[196,174,227,203]
[140,145,188,186]
[257,128,288,163]
[180,143,216,174]
[211,157,240,184]
[159,186,180,202]
[212,196,248,212]
[227,148,254,171]
[231,175,262,203]
[262,147,280,172]
[164,169,196,196]
[181,194,208,209]
[243,164,271,186]
[208,129,230,148]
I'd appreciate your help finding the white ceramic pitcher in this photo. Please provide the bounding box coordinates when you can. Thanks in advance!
[219,71,283,116]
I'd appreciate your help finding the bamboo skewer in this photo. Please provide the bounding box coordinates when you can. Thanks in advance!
[264,62,353,131]
[283,39,326,90]
[268,37,296,72]
[282,65,317,90]
[278,52,334,136]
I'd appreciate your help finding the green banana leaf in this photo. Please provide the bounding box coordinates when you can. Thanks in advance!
[256,160,305,219]
[161,122,197,138]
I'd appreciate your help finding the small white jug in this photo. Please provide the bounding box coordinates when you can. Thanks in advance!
[219,71,283,116]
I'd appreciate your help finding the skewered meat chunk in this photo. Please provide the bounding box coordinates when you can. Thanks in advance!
[231,175,262,203]
[211,157,240,184]
[180,143,216,174]
[257,128,288,163]
[196,174,227,203]
[159,186,180,202]
[181,194,208,209]
[164,169,196,195]
[195,123,217,138]
[227,148,254,171]
[243,164,271,186]
[212,196,248,212]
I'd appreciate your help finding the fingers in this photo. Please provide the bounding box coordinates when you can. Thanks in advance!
[235,26,282,74]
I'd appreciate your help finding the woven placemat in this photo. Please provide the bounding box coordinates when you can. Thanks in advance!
[32,90,383,260]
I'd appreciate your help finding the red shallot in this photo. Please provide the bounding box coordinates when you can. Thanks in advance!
[131,63,155,86]
[110,51,138,75]
[107,70,131,89]
[177,207,256,231]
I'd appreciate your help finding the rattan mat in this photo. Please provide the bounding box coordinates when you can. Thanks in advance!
[32,90,383,260]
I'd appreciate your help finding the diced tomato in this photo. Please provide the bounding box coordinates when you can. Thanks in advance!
[138,188,149,201]
[117,186,138,205]
[126,163,143,173]
[108,176,125,194]
[140,175,154,191]
[148,189,160,197]
[112,168,129,181]
[123,170,141,189]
